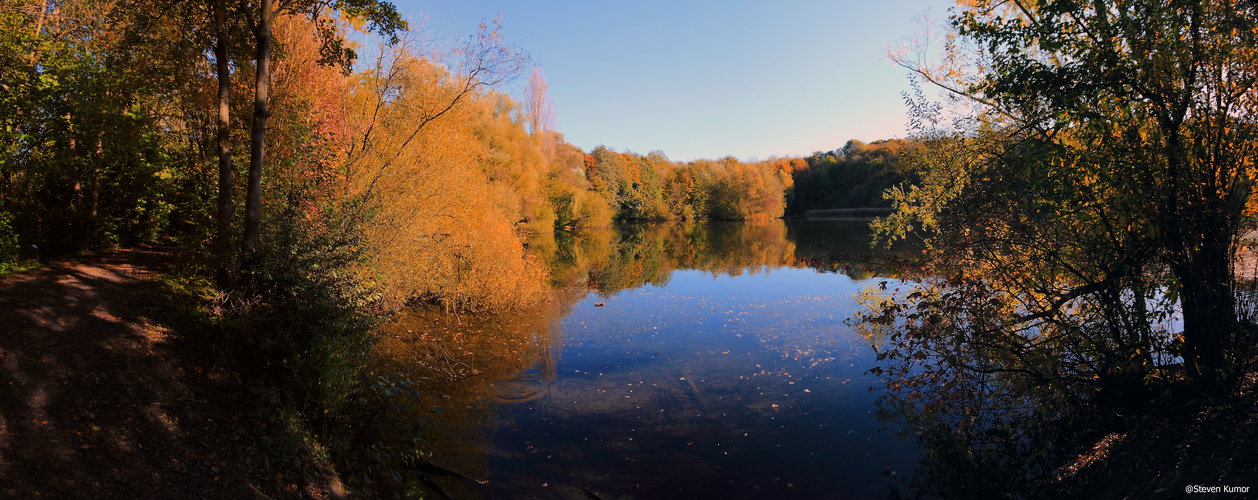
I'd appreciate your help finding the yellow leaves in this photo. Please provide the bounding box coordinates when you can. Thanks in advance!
[342,41,548,312]
[343,13,368,33]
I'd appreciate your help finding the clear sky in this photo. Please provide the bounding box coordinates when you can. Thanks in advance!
[386,0,955,162]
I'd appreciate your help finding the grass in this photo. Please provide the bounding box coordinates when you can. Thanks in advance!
[0,258,43,279]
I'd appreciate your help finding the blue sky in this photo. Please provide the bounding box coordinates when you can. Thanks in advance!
[386,0,954,162]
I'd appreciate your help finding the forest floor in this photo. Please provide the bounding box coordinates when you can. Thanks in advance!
[0,247,346,499]
[1047,376,1258,499]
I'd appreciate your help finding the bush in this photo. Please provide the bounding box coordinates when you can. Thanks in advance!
[221,191,381,421]
[0,211,18,272]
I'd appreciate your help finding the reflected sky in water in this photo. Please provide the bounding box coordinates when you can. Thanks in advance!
[384,220,918,499]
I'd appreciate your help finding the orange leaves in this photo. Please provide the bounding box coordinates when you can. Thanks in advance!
[267,15,354,195]
[341,39,548,312]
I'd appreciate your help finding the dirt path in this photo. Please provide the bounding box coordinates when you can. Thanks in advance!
[0,248,336,499]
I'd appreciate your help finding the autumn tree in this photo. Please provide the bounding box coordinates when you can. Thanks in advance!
[524,68,554,133]
[208,0,239,286]
[207,0,405,287]
[341,23,540,310]
[468,92,554,232]
[849,4,1258,492]
[883,0,1258,386]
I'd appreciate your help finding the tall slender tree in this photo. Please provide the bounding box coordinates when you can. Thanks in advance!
[524,67,555,165]
[211,0,235,287]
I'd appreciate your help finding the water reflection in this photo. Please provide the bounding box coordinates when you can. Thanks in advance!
[533,221,804,294]
[375,220,917,498]
[372,296,572,498]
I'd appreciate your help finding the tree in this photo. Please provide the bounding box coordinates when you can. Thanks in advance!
[340,23,533,310]
[209,0,405,287]
[524,67,556,170]
[886,0,1258,386]
[210,0,236,286]
[1,0,192,253]
[524,67,554,136]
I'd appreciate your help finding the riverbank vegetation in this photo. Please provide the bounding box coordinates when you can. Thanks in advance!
[862,0,1258,496]
[0,0,918,493]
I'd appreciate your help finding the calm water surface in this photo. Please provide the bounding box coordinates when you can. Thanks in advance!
[379,220,917,499]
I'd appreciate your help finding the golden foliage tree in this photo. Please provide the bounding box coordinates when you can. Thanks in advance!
[341,27,545,311]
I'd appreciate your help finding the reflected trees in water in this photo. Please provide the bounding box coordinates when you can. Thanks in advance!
[358,219,902,496]
[359,297,568,498]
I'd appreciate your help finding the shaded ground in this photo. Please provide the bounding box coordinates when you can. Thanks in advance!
[0,247,344,499]
[1047,375,1258,499]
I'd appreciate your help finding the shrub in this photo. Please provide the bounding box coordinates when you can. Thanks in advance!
[0,211,18,272]
[222,191,381,421]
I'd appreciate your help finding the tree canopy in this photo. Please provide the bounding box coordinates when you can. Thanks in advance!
[786,139,913,214]
[883,0,1258,384]
[862,0,1258,494]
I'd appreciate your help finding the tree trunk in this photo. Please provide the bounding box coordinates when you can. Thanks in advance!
[1162,123,1238,388]
[1174,222,1237,386]
[90,127,101,233]
[29,0,48,62]
[242,0,272,255]
[213,0,234,289]
[68,113,80,242]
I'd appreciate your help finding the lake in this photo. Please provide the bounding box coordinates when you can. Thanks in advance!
[374,220,918,499]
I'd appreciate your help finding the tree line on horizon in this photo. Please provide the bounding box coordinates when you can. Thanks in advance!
[553,138,914,226]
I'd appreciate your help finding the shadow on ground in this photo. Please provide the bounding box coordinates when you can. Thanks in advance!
[0,247,341,498]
